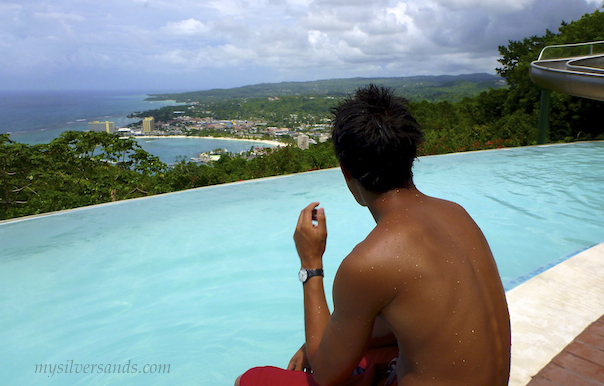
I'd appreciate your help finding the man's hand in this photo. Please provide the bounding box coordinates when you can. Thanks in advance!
[294,202,327,269]
[287,343,311,372]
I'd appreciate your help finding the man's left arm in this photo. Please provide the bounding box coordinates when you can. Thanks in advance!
[294,202,330,362]
[294,203,393,386]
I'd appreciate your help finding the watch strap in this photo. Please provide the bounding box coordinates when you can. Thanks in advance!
[300,268,324,283]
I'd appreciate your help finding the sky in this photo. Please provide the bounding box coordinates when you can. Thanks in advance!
[1,0,602,92]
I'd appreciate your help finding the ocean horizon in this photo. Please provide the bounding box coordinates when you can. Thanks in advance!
[0,90,179,144]
[0,90,276,163]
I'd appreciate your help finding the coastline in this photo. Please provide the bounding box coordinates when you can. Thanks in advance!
[134,135,286,147]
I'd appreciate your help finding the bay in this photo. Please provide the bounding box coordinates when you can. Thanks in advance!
[134,137,276,164]
[0,90,277,164]
[0,90,178,144]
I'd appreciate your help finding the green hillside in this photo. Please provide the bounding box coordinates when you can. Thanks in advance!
[148,73,506,104]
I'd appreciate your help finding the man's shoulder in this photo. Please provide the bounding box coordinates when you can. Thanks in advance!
[336,228,413,286]
[342,228,395,266]
[333,239,400,313]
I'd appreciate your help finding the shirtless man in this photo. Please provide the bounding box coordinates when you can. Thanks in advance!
[236,84,511,386]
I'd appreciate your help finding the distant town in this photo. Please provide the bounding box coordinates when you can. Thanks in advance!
[89,106,332,157]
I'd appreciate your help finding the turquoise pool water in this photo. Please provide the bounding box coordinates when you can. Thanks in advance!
[1,142,603,385]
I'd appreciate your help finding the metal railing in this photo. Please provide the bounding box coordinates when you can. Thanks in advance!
[538,40,604,61]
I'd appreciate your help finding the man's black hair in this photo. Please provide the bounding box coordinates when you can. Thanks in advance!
[331,84,424,193]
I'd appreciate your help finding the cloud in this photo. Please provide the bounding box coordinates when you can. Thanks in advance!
[34,11,85,22]
[162,19,211,35]
[0,0,602,91]
[0,3,23,17]
[433,0,537,12]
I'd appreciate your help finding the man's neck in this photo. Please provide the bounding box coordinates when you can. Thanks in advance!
[366,183,424,223]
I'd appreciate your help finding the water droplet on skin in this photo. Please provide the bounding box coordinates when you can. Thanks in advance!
[471,330,475,333]
[457,280,460,283]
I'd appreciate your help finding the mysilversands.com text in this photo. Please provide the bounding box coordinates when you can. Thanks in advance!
[35,360,170,377]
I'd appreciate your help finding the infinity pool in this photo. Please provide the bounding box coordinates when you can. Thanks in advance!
[1,142,603,385]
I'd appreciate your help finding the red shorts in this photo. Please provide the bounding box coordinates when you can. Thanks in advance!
[240,345,398,386]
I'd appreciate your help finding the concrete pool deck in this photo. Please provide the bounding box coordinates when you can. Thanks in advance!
[507,242,604,385]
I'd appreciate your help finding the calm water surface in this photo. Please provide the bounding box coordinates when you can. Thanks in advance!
[1,142,603,385]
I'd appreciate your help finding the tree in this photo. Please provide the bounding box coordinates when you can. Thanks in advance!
[496,8,604,141]
[0,131,171,220]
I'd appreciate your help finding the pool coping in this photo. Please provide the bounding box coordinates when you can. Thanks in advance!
[507,241,604,385]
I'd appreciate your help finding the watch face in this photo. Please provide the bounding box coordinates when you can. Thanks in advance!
[299,269,308,282]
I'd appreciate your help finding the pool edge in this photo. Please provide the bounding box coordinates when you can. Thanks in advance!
[3,140,602,225]
[0,167,341,225]
[507,241,604,385]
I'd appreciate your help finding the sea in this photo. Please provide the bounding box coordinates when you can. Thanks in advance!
[0,90,276,164]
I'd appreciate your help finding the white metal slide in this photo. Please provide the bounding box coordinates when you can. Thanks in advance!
[530,41,604,102]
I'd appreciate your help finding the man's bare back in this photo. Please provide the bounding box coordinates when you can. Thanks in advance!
[235,85,510,386]
[342,185,511,385]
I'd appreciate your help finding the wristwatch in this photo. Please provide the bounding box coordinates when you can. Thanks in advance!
[299,268,324,283]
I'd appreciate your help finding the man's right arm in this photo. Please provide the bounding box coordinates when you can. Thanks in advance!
[287,343,310,371]
[288,319,394,371]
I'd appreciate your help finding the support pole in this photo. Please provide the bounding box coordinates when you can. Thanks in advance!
[537,89,552,145]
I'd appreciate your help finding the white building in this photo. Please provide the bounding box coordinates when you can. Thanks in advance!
[298,134,309,150]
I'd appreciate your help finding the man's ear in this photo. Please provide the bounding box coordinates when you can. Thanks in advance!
[341,165,367,207]
[340,165,353,182]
